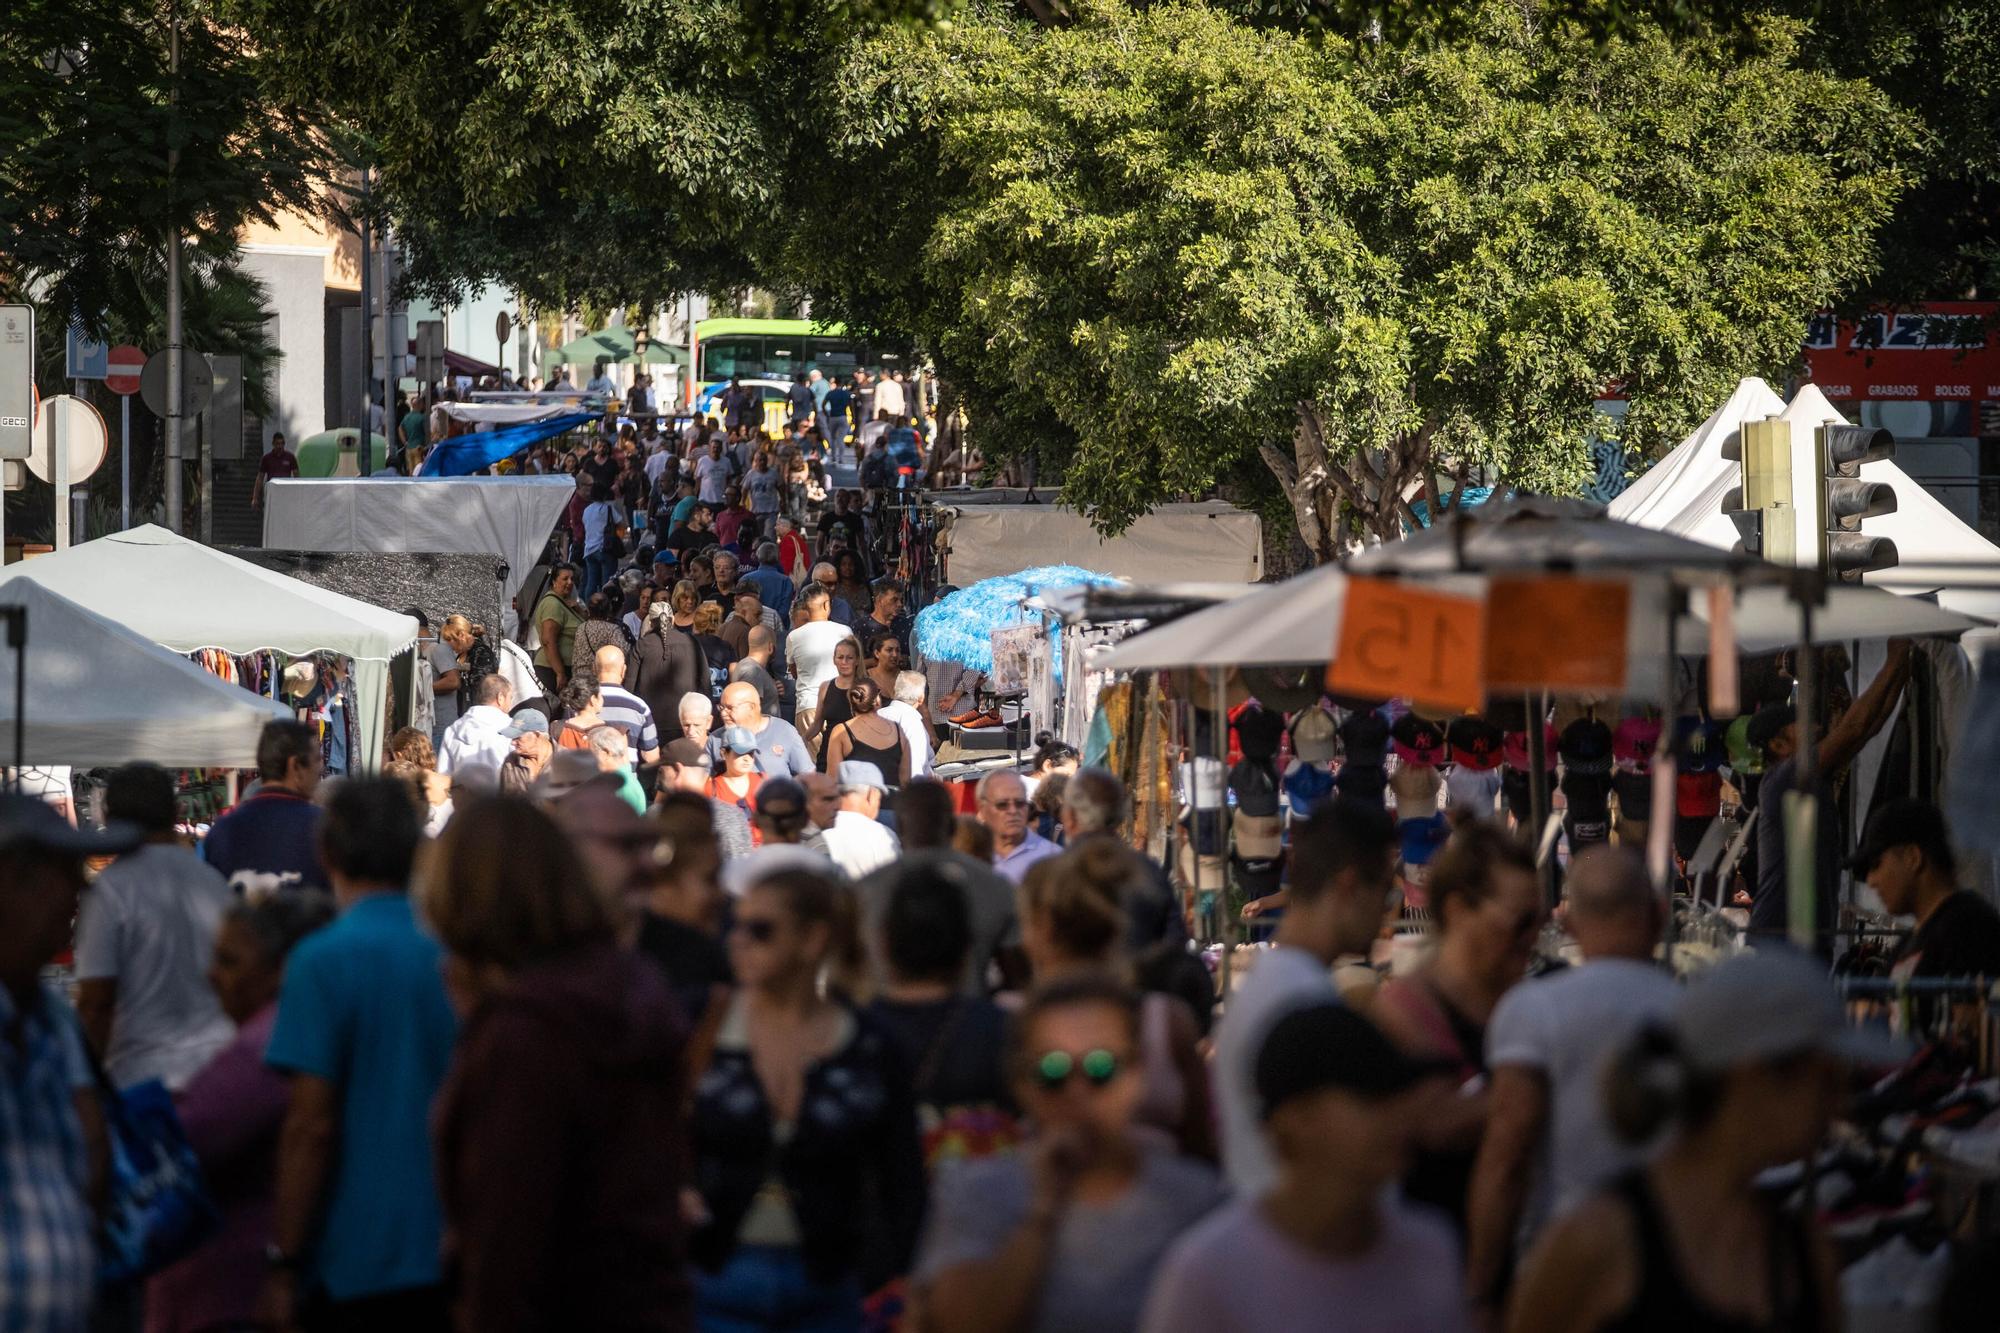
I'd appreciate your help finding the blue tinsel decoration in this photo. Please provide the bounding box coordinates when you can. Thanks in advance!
[914,565,1122,680]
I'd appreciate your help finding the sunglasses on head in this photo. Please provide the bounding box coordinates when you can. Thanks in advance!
[1033,1048,1121,1092]
[734,916,780,944]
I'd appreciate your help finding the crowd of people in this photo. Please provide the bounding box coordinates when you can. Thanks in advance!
[13,709,1979,1333]
[15,380,1998,1333]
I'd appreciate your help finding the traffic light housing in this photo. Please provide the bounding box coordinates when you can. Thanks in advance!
[1721,415,1900,578]
[1817,423,1898,580]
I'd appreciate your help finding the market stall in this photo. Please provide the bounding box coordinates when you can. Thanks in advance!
[0,579,290,769]
[0,526,417,773]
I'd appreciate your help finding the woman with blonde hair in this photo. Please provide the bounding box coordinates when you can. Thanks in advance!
[808,636,866,766]
[1015,841,1216,1161]
[424,796,692,1331]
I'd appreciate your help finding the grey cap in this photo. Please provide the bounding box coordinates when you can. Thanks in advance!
[499,709,550,739]
[1674,947,1905,1071]
[837,760,887,793]
[719,725,758,754]
[0,794,141,858]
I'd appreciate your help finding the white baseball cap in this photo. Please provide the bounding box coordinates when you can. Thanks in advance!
[1674,948,1904,1071]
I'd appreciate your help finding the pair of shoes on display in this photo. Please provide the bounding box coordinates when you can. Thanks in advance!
[957,710,1006,730]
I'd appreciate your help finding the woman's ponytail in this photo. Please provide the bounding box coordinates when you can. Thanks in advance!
[1604,1023,1715,1145]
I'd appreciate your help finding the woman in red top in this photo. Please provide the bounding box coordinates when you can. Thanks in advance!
[705,726,766,843]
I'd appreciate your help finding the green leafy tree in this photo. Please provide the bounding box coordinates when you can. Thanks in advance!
[786,1,1908,556]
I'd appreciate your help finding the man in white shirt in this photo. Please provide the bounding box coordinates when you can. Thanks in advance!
[1465,846,1678,1315]
[879,670,934,779]
[786,584,852,736]
[821,762,900,879]
[977,769,1059,885]
[874,371,907,420]
[73,764,234,1091]
[1212,798,1399,1198]
[436,675,518,789]
[695,439,730,505]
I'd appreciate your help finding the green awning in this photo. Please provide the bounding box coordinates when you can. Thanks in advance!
[542,327,689,373]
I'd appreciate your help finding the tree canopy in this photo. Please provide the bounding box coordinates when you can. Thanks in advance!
[781,1,1908,549]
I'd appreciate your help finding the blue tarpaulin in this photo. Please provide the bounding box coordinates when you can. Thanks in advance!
[418,413,596,477]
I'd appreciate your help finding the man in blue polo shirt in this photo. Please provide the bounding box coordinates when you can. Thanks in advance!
[264,779,456,1328]
[202,720,328,898]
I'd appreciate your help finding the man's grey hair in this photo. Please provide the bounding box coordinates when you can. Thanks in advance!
[585,725,628,762]
[811,562,836,581]
[976,768,1025,802]
[893,670,926,707]
[1061,767,1127,833]
[757,542,781,564]
[678,692,713,720]
[713,551,739,573]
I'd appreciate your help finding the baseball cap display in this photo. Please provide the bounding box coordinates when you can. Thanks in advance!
[1557,716,1614,776]
[1612,715,1662,773]
[1446,716,1503,771]
[1290,706,1339,764]
[1391,713,1448,767]
[1501,723,1558,773]
[1338,709,1390,768]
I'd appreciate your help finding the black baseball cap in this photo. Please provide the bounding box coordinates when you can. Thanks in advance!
[1255,1002,1446,1119]
[1849,798,1957,878]
[1746,703,1796,753]
[0,795,141,859]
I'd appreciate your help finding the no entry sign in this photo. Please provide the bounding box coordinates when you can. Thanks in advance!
[105,344,145,396]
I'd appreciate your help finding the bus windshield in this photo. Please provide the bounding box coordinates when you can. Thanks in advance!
[695,317,908,386]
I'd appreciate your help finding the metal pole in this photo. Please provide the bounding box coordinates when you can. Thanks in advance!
[120,393,130,530]
[53,386,69,550]
[1526,690,1553,908]
[164,1,184,534]
[685,294,698,408]
[198,369,211,543]
[378,217,392,474]
[1789,592,1819,950]
[358,169,372,476]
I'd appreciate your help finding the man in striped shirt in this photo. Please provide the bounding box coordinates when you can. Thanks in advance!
[0,796,141,1333]
[592,643,662,769]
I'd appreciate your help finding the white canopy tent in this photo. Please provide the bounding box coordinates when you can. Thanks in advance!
[0,579,290,768]
[0,526,417,772]
[262,476,576,611]
[1609,379,2000,620]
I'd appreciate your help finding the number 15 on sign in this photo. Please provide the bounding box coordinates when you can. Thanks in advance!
[1326,577,1486,714]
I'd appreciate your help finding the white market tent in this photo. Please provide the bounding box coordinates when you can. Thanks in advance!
[1608,378,2000,620]
[0,526,418,772]
[262,475,576,610]
[0,579,290,768]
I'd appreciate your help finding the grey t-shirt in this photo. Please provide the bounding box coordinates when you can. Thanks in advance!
[858,850,1020,996]
[428,639,462,732]
[709,716,814,777]
[1485,958,1680,1239]
[1140,1195,1471,1333]
[917,1149,1223,1333]
[1213,945,1335,1198]
[73,843,234,1090]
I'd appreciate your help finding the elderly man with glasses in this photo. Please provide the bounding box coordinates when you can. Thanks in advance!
[976,769,1060,885]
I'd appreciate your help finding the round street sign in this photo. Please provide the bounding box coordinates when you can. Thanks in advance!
[139,350,214,417]
[496,311,512,343]
[28,394,109,482]
[105,344,145,396]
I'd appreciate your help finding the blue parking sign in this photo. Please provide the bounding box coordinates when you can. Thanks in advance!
[66,324,109,380]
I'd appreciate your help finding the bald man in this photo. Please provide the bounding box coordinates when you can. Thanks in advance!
[712,681,812,777]
[1464,846,1678,1316]
[591,643,661,767]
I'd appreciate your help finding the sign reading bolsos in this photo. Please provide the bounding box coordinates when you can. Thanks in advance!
[1327,576,1486,714]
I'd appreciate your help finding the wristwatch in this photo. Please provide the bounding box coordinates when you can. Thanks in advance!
[264,1242,304,1272]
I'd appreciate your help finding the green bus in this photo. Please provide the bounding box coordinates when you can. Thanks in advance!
[693,317,908,389]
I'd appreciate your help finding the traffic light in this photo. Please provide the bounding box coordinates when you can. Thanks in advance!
[1816,423,1898,580]
[1721,416,1805,563]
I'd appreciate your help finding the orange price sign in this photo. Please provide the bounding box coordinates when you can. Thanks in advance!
[1327,576,1485,713]
[1484,576,1630,695]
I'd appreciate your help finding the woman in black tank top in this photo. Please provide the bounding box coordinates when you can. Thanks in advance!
[823,678,911,788]
[1505,952,1852,1333]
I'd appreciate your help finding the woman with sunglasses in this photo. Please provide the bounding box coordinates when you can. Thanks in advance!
[914,973,1223,1333]
[1372,821,1543,1236]
[706,726,766,842]
[1017,843,1217,1162]
[690,866,925,1332]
